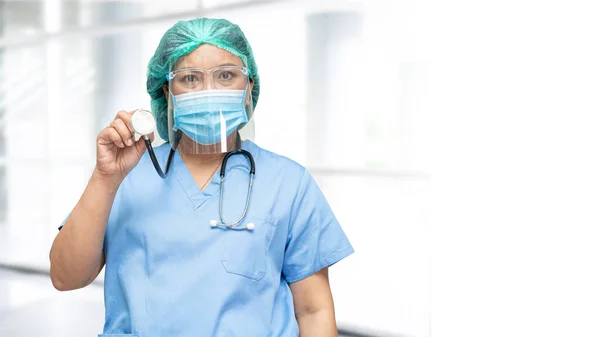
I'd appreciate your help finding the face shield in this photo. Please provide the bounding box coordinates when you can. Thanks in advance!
[166,55,255,155]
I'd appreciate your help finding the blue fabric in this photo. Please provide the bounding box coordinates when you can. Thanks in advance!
[60,140,353,337]
[172,90,248,145]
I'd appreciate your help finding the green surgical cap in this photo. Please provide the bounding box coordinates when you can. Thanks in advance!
[146,17,260,141]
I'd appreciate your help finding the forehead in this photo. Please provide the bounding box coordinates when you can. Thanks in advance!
[174,44,243,70]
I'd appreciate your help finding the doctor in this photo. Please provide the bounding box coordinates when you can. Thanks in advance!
[49,17,353,337]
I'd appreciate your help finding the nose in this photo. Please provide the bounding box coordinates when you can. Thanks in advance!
[200,75,217,91]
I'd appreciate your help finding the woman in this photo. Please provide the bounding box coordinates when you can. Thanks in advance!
[49,18,353,337]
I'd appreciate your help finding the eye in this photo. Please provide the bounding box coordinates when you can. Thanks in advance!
[182,74,198,83]
[218,71,236,81]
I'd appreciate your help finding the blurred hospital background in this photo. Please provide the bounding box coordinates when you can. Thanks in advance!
[0,0,429,336]
[3,0,600,337]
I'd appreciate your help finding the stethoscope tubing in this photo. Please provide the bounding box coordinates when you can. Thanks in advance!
[144,136,255,231]
[218,149,255,228]
[144,135,175,179]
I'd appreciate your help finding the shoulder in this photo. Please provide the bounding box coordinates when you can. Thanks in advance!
[243,140,308,182]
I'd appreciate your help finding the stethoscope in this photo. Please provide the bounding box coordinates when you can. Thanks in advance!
[130,109,256,231]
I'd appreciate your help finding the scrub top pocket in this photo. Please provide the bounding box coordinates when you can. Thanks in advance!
[220,215,278,281]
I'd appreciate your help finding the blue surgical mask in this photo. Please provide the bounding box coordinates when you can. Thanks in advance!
[172,90,248,145]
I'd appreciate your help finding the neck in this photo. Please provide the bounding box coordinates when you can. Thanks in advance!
[177,132,240,168]
[179,151,224,167]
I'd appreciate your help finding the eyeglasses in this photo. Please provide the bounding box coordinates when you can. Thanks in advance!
[167,66,250,93]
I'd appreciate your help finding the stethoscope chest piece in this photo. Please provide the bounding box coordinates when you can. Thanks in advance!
[131,109,156,136]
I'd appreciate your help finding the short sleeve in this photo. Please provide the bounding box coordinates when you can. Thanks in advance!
[58,216,69,231]
[282,169,354,283]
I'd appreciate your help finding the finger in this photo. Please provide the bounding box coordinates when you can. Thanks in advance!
[115,110,135,133]
[105,127,125,148]
[110,118,134,146]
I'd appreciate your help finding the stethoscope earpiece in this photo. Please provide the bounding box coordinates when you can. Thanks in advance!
[209,220,255,231]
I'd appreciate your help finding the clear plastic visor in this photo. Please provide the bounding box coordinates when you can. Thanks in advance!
[166,56,255,154]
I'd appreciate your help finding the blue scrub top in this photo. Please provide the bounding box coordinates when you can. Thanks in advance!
[61,140,353,337]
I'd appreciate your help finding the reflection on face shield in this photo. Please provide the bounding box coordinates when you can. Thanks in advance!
[167,66,253,153]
